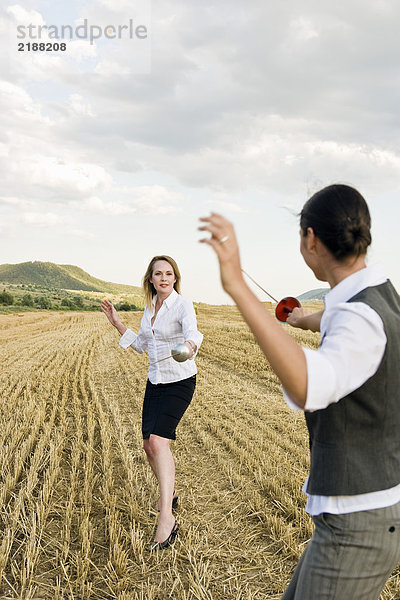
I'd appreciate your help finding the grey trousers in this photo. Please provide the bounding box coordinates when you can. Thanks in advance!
[282,502,400,600]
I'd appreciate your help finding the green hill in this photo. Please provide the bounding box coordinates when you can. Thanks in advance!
[297,288,329,301]
[0,261,142,295]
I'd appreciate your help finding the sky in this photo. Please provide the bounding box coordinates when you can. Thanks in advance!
[1,0,400,304]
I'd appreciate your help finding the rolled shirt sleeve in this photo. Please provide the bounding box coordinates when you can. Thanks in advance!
[283,302,387,412]
[179,298,203,358]
[119,325,148,353]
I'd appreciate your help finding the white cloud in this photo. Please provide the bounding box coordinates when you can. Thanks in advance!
[14,0,393,202]
[22,212,70,227]
[0,196,37,210]
[70,196,137,215]
[2,1,400,204]
[69,186,183,216]
[67,40,97,62]
[94,60,132,76]
[68,228,97,240]
[96,0,138,11]
[119,185,183,215]
[0,214,16,236]
[2,0,400,304]
[6,4,45,26]
[27,158,113,198]
[69,93,95,116]
[205,199,247,213]
[0,76,113,200]
[289,17,319,42]
[0,80,45,121]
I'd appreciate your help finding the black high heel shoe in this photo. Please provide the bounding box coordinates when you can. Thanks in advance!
[150,521,179,551]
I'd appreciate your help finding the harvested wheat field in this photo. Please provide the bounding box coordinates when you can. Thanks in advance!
[0,307,399,599]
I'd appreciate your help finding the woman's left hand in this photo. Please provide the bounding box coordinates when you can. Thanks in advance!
[198,213,244,296]
[184,341,196,359]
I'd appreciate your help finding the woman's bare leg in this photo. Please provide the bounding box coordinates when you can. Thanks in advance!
[144,434,176,542]
[144,438,176,511]
[143,438,157,477]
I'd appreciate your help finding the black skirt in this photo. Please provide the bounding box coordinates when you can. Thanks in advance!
[142,375,196,440]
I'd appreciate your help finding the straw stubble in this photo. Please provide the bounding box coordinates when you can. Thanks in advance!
[0,307,398,599]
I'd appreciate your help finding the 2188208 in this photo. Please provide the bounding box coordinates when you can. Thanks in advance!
[18,42,67,51]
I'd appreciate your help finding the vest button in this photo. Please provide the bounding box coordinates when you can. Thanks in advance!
[389,526,395,533]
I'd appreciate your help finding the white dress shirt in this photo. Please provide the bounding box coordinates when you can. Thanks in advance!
[119,289,203,385]
[283,264,400,514]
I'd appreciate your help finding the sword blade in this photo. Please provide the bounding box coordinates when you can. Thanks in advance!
[241,269,279,303]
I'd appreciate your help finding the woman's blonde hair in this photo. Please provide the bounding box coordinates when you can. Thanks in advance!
[142,255,181,308]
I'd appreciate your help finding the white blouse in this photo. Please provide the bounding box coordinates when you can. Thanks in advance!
[119,289,203,385]
[283,264,400,515]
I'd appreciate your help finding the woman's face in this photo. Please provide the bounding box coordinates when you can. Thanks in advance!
[150,260,176,295]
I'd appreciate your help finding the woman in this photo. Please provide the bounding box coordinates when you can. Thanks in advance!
[199,184,400,599]
[101,255,203,551]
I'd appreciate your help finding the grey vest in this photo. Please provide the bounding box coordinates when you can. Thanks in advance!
[305,280,400,496]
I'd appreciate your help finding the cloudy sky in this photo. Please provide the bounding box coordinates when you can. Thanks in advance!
[1,0,400,304]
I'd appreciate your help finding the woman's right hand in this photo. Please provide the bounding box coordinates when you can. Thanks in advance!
[286,307,311,329]
[198,213,245,296]
[101,299,121,328]
[286,307,323,332]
